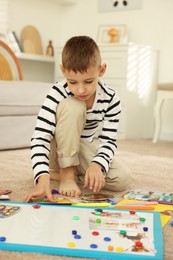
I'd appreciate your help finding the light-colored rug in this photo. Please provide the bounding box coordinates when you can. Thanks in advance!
[0,139,173,260]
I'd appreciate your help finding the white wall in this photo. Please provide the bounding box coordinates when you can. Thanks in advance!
[8,0,173,140]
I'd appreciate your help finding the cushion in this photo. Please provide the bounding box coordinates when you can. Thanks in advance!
[0,80,52,116]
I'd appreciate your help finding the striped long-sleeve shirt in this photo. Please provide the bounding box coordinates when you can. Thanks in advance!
[31,80,121,183]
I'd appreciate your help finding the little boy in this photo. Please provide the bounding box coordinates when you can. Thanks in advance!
[24,36,132,202]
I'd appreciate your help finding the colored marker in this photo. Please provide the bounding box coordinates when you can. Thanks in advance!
[114,205,155,211]
[158,201,173,205]
[121,201,158,206]
[0,190,12,196]
[72,202,111,207]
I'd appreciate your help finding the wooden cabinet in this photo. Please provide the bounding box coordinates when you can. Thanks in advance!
[55,43,159,139]
[100,44,158,139]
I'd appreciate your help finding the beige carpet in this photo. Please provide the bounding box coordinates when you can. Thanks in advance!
[0,139,173,260]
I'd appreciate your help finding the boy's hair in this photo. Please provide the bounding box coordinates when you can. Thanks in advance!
[62,36,101,73]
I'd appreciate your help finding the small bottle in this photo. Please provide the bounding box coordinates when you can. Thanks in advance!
[46,40,54,56]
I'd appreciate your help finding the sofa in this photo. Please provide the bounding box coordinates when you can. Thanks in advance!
[0,80,52,150]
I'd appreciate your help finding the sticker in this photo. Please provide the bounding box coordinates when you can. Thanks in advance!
[82,193,114,201]
[0,204,21,218]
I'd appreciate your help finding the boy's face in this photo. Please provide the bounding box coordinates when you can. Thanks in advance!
[61,64,106,107]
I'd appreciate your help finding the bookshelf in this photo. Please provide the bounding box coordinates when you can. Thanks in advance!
[16,53,55,83]
[0,31,55,82]
[16,53,54,63]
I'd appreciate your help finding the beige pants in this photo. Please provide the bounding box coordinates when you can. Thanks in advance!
[49,97,132,192]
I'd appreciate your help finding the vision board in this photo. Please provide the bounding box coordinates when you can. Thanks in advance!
[0,202,163,259]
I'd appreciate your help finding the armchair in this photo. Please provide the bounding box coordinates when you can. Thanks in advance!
[0,40,52,150]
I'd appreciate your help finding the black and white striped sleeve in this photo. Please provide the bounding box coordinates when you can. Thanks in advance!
[92,88,121,173]
[31,83,67,184]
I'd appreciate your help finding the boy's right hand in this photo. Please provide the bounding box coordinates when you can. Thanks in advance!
[23,175,54,203]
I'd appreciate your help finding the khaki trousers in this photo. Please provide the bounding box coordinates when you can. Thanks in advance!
[49,97,132,192]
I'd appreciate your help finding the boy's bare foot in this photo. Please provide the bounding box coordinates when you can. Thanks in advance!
[58,167,81,197]
[50,170,60,181]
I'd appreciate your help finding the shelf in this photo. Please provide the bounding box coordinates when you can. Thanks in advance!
[16,53,55,63]
[16,52,55,82]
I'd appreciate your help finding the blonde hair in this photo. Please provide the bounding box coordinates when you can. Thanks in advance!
[62,36,101,73]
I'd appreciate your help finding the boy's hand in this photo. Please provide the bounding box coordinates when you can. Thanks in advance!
[23,175,54,203]
[83,162,105,193]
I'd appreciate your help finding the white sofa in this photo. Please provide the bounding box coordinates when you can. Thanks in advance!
[0,80,52,150]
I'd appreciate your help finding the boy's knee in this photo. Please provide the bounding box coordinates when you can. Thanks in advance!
[57,96,86,119]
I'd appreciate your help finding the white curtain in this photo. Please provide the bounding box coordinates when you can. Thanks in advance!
[0,0,8,34]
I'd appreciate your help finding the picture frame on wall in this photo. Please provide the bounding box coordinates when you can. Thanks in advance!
[97,24,127,45]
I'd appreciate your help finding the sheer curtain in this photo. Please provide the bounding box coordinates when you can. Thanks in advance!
[0,0,8,34]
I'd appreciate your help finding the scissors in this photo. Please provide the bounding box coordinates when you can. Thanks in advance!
[0,204,6,211]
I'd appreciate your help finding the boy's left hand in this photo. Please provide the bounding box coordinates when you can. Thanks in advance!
[83,162,105,192]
